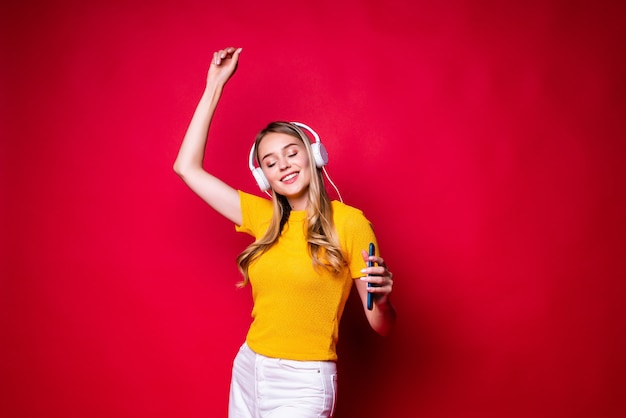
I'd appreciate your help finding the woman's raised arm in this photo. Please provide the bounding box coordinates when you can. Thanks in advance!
[174,47,243,226]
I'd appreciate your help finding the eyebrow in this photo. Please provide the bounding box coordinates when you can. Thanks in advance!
[260,142,301,162]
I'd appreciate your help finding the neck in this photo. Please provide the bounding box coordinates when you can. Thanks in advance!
[288,195,308,211]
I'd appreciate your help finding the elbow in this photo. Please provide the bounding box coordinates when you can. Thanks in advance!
[374,322,394,337]
[370,304,396,336]
[173,160,204,184]
[173,160,187,179]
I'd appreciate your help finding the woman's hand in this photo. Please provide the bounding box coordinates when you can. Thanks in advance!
[360,250,394,307]
[207,46,242,88]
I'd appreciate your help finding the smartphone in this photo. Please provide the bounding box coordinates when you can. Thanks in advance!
[367,242,375,310]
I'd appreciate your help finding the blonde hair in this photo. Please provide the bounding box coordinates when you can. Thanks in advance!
[236,122,346,287]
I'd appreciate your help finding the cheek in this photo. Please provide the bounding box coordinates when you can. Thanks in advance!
[299,160,312,177]
[299,154,311,169]
[261,167,275,181]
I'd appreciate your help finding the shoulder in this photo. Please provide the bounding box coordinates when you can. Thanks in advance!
[236,190,273,236]
[331,201,377,260]
[238,190,273,224]
[239,190,272,211]
[332,200,372,231]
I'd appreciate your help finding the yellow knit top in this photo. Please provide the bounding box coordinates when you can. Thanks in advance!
[235,191,378,361]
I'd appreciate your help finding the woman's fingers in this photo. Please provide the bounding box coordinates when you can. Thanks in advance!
[214,47,240,65]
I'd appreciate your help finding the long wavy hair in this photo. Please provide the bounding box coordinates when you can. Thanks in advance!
[236,121,346,287]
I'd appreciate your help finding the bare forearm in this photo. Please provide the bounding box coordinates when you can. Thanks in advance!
[173,82,224,176]
[370,300,396,336]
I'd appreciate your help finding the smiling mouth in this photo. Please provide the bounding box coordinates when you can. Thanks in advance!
[281,172,299,182]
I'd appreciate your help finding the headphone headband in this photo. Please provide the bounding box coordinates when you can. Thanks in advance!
[291,121,321,144]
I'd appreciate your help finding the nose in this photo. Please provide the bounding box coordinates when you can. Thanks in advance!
[278,157,291,170]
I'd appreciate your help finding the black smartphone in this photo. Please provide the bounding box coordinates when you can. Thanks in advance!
[367,242,375,310]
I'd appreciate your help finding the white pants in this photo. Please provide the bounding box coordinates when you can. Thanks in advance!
[228,343,337,417]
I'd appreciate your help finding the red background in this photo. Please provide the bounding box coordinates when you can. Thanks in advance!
[2,1,625,417]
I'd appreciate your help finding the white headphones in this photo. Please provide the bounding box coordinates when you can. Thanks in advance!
[248,122,329,191]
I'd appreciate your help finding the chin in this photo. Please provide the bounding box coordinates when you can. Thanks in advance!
[275,185,308,198]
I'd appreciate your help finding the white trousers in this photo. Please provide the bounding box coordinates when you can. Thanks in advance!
[228,343,338,418]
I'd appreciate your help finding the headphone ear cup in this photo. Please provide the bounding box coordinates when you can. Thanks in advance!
[311,142,329,168]
[251,167,271,191]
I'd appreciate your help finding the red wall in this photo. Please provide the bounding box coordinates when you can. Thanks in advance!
[2,1,625,417]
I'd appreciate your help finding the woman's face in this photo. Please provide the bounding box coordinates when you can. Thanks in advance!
[257,132,311,209]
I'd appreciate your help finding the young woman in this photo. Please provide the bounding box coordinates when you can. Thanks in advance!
[174,46,396,418]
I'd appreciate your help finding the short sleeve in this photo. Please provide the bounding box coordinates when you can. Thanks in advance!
[334,203,378,279]
[235,190,273,238]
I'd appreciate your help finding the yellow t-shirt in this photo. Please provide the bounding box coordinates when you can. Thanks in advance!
[235,191,378,361]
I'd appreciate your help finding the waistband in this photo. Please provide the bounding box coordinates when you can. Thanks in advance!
[240,342,337,374]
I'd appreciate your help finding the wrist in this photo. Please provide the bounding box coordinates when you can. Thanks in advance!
[203,80,224,97]
[199,82,224,110]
